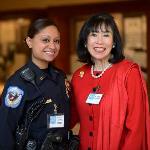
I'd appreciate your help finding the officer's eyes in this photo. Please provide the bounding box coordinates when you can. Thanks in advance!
[54,39,60,44]
[42,38,60,45]
[42,38,50,43]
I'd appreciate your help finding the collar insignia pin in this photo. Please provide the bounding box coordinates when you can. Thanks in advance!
[40,76,45,80]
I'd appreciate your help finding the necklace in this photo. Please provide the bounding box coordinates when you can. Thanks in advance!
[91,63,112,79]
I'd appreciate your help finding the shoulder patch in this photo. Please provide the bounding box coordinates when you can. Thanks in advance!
[5,86,24,108]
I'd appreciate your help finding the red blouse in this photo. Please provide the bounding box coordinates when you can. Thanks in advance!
[70,60,150,150]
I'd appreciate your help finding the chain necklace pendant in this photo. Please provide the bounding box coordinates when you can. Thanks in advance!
[91,63,112,79]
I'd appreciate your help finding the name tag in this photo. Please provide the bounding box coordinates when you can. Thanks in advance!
[47,114,64,128]
[86,93,103,104]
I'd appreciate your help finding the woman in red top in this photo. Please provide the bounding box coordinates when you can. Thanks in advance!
[70,13,150,150]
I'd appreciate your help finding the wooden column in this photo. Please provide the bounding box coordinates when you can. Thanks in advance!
[146,11,150,96]
[47,13,70,74]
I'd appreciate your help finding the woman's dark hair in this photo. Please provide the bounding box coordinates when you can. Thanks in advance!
[77,12,125,65]
[27,18,58,38]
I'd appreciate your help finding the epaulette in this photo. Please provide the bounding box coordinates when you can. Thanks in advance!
[52,65,67,79]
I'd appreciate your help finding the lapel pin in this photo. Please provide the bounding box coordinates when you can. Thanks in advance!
[79,71,84,78]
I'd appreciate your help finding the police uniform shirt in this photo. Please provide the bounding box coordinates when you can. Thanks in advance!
[0,59,70,150]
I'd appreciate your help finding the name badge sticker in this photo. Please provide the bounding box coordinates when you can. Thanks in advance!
[86,93,103,104]
[47,113,64,128]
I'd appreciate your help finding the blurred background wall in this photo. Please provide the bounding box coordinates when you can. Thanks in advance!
[0,0,150,95]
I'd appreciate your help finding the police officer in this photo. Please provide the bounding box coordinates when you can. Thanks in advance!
[0,18,70,150]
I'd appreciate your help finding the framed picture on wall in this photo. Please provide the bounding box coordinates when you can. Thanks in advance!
[123,14,147,79]
[123,14,147,50]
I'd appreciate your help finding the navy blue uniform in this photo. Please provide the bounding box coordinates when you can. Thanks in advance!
[0,60,70,150]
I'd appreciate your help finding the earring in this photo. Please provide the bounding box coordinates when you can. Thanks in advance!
[84,44,87,48]
[28,45,32,49]
[112,44,115,48]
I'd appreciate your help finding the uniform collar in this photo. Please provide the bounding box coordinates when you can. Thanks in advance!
[26,59,60,85]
